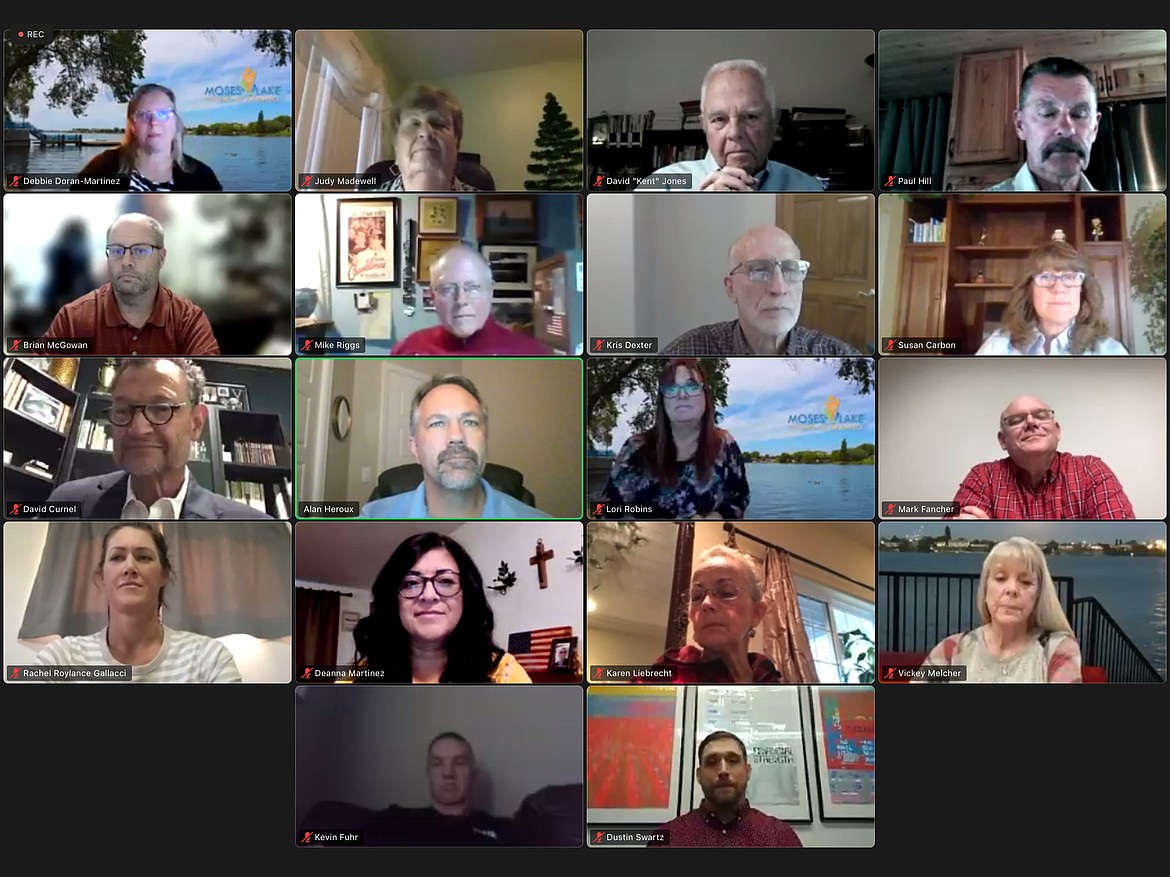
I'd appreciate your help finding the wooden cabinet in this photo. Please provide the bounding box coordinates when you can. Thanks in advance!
[1101,56,1167,100]
[533,251,582,354]
[947,49,1025,166]
[887,193,1134,353]
[778,193,876,353]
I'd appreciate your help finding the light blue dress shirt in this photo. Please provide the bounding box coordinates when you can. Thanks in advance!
[361,478,551,518]
[644,150,825,191]
[976,326,1128,355]
[984,164,1097,192]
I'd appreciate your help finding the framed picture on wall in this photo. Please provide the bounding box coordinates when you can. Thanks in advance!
[586,686,686,828]
[476,195,538,243]
[416,237,463,285]
[336,198,400,288]
[418,196,459,235]
[808,686,875,820]
[687,686,813,823]
[200,382,250,412]
[481,245,538,294]
[491,300,534,333]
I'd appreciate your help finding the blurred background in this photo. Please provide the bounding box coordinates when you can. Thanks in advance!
[3,193,292,354]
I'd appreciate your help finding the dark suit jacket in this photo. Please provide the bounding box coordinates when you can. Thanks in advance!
[46,472,273,519]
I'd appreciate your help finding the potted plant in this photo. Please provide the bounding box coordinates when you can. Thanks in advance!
[839,628,876,684]
[1129,203,1167,354]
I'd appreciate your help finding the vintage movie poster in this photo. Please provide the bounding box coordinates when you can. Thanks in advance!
[337,199,398,286]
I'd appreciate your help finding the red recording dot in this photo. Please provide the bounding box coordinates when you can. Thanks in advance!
[19,32,25,37]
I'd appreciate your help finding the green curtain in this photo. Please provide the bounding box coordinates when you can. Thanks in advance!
[879,96,951,184]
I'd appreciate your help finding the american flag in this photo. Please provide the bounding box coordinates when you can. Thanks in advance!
[507,626,573,672]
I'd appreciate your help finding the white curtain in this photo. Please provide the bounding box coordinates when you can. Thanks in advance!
[295,30,390,174]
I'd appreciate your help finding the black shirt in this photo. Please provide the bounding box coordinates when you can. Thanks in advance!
[363,806,512,846]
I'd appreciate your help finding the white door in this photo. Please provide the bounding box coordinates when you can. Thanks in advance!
[377,363,429,479]
[295,358,333,503]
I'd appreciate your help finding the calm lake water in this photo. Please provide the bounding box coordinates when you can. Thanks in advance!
[6,135,291,191]
[877,551,1167,676]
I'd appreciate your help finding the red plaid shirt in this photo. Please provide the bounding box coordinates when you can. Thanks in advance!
[647,646,783,684]
[650,799,803,848]
[948,451,1134,519]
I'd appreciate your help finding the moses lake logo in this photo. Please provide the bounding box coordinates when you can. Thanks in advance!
[205,68,283,102]
[788,395,866,431]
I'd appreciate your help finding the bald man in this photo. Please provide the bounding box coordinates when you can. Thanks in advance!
[661,226,859,355]
[41,213,220,355]
[392,245,551,355]
[946,395,1134,520]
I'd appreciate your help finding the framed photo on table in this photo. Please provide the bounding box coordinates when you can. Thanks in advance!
[336,198,400,288]
[808,686,875,820]
[548,636,577,672]
[418,196,459,235]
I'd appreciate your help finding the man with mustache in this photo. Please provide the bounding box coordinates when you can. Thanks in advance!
[40,213,220,355]
[361,375,549,518]
[649,731,803,847]
[946,395,1134,519]
[391,246,551,354]
[985,57,1101,192]
[45,358,272,519]
[662,225,859,355]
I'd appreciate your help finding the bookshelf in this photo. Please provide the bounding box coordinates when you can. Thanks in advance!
[2,358,79,504]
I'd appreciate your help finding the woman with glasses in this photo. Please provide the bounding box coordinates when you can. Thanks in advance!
[350,532,532,683]
[651,545,782,683]
[32,523,242,682]
[73,84,223,192]
[603,358,749,520]
[976,241,1127,355]
[915,537,1082,683]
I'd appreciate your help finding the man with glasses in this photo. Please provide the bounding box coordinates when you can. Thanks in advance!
[40,213,220,355]
[642,60,822,191]
[662,226,859,355]
[391,245,550,354]
[985,57,1101,192]
[946,395,1134,519]
[45,358,271,519]
[361,375,549,518]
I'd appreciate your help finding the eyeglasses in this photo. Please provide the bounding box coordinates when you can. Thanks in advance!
[132,109,176,123]
[1001,408,1056,428]
[1033,271,1086,288]
[400,571,462,599]
[433,283,488,301]
[662,380,704,398]
[731,259,811,284]
[107,402,192,427]
[106,244,162,260]
[690,585,745,604]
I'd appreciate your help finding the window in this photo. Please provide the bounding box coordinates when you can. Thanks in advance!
[795,576,875,684]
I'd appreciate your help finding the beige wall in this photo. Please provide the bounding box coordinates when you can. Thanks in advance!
[585,626,657,673]
[1124,193,1166,355]
[460,359,582,518]
[323,360,355,500]
[405,60,584,191]
[877,194,906,338]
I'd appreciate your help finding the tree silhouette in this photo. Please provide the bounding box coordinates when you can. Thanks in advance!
[525,92,582,190]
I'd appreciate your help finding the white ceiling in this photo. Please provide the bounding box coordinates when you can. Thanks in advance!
[363,30,583,81]
[879,29,1167,99]
[295,521,463,591]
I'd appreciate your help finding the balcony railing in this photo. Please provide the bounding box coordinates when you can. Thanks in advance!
[879,571,1164,684]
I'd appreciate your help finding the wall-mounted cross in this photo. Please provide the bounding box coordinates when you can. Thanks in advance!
[529,539,555,589]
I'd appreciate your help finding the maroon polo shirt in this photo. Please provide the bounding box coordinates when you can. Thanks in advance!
[41,283,221,356]
[650,799,803,848]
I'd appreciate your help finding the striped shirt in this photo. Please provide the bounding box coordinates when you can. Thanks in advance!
[662,321,860,356]
[376,173,479,192]
[32,625,242,683]
[128,170,177,192]
[948,451,1135,520]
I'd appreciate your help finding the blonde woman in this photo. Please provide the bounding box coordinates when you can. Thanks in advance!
[75,83,223,191]
[919,537,1082,683]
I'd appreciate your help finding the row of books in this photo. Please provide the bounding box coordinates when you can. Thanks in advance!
[227,477,292,517]
[4,371,73,433]
[651,144,705,169]
[909,218,947,243]
[226,441,280,466]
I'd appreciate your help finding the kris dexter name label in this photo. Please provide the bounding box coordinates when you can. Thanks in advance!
[589,337,658,353]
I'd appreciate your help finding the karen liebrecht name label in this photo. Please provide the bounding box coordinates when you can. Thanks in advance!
[592,173,692,190]
[881,501,960,517]
[299,173,382,189]
[298,502,360,519]
[591,829,669,846]
[8,337,93,353]
[299,337,366,354]
[590,665,678,682]
[881,337,962,353]
[8,665,131,681]
[7,503,81,518]
[589,337,659,354]
[882,664,967,682]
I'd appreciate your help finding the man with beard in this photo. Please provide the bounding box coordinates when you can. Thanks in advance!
[986,58,1101,192]
[649,731,803,847]
[41,213,220,354]
[361,375,549,518]
[946,395,1134,519]
[45,358,271,518]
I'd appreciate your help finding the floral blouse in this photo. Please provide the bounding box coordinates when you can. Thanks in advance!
[603,431,750,519]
